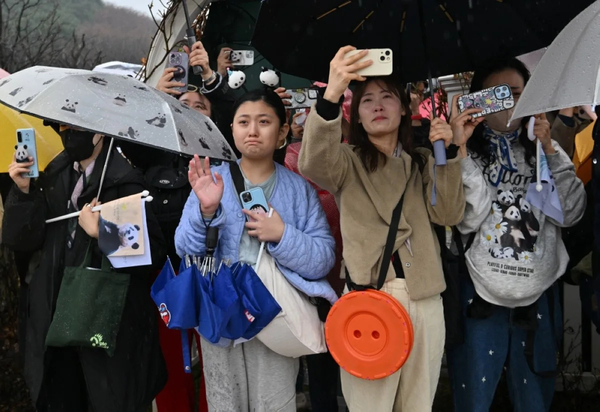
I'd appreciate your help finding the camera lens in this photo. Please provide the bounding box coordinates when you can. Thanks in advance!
[385,50,390,56]
[17,132,22,143]
[242,193,252,203]
[380,56,385,61]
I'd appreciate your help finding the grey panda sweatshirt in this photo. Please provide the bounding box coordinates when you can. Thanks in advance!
[457,139,586,308]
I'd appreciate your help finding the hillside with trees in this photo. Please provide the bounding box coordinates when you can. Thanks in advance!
[0,0,157,72]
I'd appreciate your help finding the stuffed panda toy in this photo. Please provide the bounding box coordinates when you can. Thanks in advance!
[98,216,140,255]
[15,145,29,163]
[259,67,280,88]
[227,69,246,90]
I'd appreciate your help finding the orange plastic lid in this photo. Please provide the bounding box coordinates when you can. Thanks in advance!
[325,289,414,380]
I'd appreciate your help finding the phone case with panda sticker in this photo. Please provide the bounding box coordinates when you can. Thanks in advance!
[240,187,269,221]
[458,84,514,118]
[16,128,38,178]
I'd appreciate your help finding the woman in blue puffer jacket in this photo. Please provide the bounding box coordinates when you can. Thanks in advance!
[175,88,336,412]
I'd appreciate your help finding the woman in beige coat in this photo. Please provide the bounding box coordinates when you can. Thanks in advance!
[298,46,465,412]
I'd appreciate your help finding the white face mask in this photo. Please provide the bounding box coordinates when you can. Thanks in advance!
[484,108,520,134]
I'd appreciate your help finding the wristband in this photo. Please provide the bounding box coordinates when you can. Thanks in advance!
[411,114,423,121]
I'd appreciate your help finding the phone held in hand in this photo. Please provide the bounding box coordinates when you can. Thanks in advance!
[240,187,269,221]
[229,50,255,66]
[458,84,515,118]
[15,128,38,178]
[166,51,189,94]
[285,88,320,109]
[344,48,393,77]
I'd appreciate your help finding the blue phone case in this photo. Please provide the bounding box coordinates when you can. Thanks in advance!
[16,128,39,178]
[240,187,269,219]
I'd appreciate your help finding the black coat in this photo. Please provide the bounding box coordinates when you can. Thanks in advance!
[2,143,167,412]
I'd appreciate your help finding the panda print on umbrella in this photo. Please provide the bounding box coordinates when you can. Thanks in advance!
[146,113,167,128]
[61,99,78,113]
[485,189,539,264]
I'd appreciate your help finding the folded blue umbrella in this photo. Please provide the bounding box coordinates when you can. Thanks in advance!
[151,257,198,330]
[230,262,281,340]
[211,263,254,340]
[151,257,201,373]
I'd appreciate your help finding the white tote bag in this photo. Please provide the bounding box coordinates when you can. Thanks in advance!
[255,252,327,358]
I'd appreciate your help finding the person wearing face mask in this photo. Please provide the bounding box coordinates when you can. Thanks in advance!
[447,57,586,412]
[2,126,167,412]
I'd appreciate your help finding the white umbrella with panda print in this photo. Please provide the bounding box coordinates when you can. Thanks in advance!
[0,65,236,222]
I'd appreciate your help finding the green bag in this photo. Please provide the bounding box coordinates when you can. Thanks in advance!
[45,245,130,356]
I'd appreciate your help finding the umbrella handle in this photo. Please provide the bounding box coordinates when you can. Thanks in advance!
[254,208,274,272]
[527,117,543,192]
[44,191,152,223]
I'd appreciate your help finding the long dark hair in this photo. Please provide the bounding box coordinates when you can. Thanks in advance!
[349,76,424,172]
[231,88,287,127]
[467,57,535,166]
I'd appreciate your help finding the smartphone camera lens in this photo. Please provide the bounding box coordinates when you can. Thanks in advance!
[17,132,22,143]
[380,56,385,61]
[242,193,252,203]
[385,50,391,56]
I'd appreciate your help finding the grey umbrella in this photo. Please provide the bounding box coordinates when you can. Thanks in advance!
[0,66,236,162]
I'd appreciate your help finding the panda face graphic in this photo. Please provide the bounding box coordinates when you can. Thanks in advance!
[504,206,521,221]
[14,145,29,162]
[118,223,140,249]
[497,189,515,206]
[228,71,246,89]
[519,197,531,213]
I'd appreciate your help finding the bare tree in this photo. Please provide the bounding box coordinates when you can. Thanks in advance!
[0,0,102,72]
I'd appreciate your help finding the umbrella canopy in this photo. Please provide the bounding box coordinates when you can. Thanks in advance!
[252,0,595,83]
[0,66,236,161]
[510,1,600,122]
[0,105,63,172]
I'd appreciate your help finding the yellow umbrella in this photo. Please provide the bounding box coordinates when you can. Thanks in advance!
[572,120,595,186]
[0,105,63,173]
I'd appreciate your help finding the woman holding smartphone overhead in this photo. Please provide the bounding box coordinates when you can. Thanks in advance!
[174,88,336,412]
[299,46,465,411]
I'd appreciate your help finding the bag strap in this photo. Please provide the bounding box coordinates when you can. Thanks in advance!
[346,193,405,291]
[229,161,245,197]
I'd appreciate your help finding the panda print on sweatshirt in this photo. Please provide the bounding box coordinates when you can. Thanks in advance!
[484,189,540,263]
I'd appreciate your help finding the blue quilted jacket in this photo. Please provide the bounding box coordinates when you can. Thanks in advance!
[175,161,338,304]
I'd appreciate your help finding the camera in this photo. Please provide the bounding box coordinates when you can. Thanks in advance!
[229,50,255,67]
[17,131,22,143]
[494,85,511,100]
[241,192,253,203]
[284,88,320,109]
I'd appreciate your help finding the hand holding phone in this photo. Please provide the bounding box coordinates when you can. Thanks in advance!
[16,128,38,178]
[240,188,269,221]
[457,84,514,118]
[344,48,393,77]
[166,52,189,94]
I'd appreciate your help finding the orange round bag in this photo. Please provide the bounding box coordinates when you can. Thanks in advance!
[325,193,414,380]
[326,288,414,380]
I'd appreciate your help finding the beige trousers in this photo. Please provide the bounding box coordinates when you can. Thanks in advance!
[341,279,445,412]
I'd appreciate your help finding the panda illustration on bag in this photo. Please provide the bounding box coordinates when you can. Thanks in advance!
[98,216,140,255]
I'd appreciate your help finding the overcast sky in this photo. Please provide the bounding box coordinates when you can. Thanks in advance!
[104,0,167,17]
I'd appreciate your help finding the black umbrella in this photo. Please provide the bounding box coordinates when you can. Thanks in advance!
[252,0,596,83]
